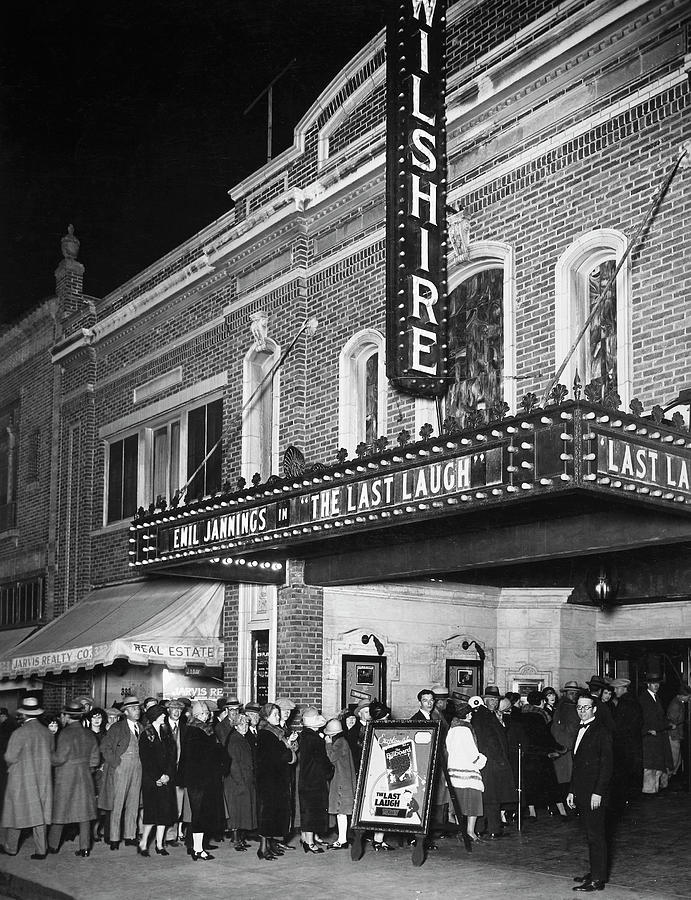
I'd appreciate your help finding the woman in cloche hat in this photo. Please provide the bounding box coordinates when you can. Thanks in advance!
[324,717,357,849]
[298,708,333,854]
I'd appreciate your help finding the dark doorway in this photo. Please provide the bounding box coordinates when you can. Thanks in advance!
[251,629,270,706]
[341,654,386,710]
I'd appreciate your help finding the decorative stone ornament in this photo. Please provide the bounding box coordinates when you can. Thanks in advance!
[61,224,80,260]
[447,201,471,262]
[250,310,269,351]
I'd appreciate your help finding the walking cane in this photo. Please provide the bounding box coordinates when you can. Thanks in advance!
[516,743,522,832]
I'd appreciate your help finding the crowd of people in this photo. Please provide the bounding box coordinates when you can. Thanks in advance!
[0,671,686,886]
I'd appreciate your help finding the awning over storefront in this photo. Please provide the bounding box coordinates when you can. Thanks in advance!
[0,578,224,678]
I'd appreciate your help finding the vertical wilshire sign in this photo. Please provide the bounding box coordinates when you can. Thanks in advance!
[386,0,448,398]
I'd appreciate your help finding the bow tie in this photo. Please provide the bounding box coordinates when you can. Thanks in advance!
[579,723,591,729]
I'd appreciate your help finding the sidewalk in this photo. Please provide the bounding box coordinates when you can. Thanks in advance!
[1,791,689,900]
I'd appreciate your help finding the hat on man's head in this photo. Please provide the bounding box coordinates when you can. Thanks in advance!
[587,675,608,690]
[226,695,242,709]
[302,709,327,730]
[483,685,501,699]
[369,699,391,721]
[19,697,44,717]
[145,704,166,724]
[645,672,663,683]
[245,701,261,713]
[62,700,84,719]
[166,698,186,710]
[105,707,123,718]
[561,680,581,692]
[354,699,371,717]
[609,678,630,688]
[275,697,296,712]
[324,718,343,736]
[121,695,141,708]
[73,695,94,708]
[430,683,449,697]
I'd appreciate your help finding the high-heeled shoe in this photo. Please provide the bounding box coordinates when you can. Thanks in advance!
[191,850,214,861]
[467,833,485,843]
[136,845,150,857]
[329,840,349,849]
[256,848,276,860]
[155,846,169,856]
[301,841,324,854]
[372,841,394,851]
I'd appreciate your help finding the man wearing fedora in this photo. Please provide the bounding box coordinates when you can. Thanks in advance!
[610,679,642,806]
[0,697,52,859]
[639,673,673,794]
[48,700,101,857]
[100,695,143,849]
[471,685,516,839]
[164,698,187,845]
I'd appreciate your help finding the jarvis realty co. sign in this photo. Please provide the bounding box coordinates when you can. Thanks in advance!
[386,0,449,397]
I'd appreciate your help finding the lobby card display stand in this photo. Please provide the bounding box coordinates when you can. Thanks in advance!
[349,720,440,867]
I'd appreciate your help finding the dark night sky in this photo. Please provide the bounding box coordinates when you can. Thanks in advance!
[0,1,385,325]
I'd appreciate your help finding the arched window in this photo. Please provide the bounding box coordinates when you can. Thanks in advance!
[242,341,280,482]
[339,330,387,452]
[446,241,515,425]
[555,230,631,405]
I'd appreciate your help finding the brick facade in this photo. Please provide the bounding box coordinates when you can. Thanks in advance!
[1,0,689,711]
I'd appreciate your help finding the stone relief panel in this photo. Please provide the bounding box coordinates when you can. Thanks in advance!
[324,627,400,684]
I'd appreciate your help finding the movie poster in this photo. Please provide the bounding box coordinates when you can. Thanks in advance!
[354,721,439,832]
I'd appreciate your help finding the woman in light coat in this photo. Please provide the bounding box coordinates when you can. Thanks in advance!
[324,717,356,849]
[446,701,487,842]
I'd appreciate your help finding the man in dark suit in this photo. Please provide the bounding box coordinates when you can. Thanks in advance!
[567,696,613,892]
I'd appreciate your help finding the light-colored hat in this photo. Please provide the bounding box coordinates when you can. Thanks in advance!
[105,707,123,718]
[275,697,296,712]
[430,683,449,697]
[561,681,581,691]
[121,695,141,708]
[19,697,44,717]
[468,696,485,709]
[499,698,512,713]
[324,718,343,736]
[302,709,327,729]
[609,678,630,688]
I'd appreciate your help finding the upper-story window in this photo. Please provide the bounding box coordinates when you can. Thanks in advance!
[105,397,222,524]
[107,433,139,524]
[446,267,504,424]
[0,576,44,628]
[242,342,279,483]
[338,330,387,453]
[555,230,631,405]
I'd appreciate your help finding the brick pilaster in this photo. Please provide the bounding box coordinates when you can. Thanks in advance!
[276,558,323,707]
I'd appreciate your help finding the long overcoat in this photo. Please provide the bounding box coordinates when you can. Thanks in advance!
[326,733,356,815]
[611,691,643,790]
[223,728,257,830]
[177,722,225,834]
[139,724,178,825]
[471,706,515,805]
[517,706,562,805]
[52,720,100,823]
[99,718,141,811]
[298,728,334,834]
[256,725,295,837]
[639,690,673,771]
[1,718,53,829]
[551,698,580,784]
